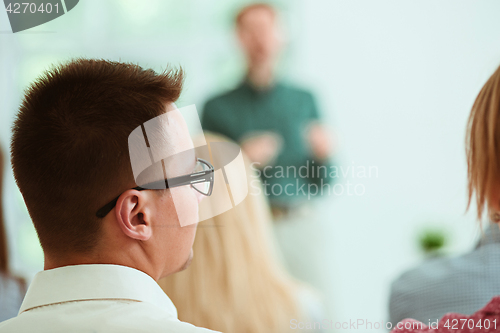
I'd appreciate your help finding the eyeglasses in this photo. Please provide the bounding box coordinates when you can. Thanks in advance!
[96,158,214,218]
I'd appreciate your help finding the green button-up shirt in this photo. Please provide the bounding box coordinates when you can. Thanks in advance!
[202,80,331,206]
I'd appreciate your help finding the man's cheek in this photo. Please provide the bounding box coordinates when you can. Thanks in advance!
[194,190,205,204]
[170,186,199,227]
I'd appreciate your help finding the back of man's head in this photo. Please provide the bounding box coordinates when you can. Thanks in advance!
[11,59,183,258]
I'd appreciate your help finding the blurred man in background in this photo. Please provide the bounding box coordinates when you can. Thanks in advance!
[202,3,334,212]
[201,2,335,316]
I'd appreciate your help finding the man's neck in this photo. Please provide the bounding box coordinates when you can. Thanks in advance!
[44,254,99,271]
[44,251,164,281]
[247,61,275,88]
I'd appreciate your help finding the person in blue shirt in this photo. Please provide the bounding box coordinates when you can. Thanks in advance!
[389,223,500,325]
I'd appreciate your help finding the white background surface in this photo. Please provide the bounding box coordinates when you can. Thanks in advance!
[1,1,500,331]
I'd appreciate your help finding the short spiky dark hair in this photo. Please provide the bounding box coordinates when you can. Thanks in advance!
[11,59,183,256]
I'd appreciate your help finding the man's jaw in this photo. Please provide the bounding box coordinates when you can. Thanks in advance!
[178,248,194,272]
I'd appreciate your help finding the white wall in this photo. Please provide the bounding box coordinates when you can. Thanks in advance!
[285,0,500,329]
[2,1,500,331]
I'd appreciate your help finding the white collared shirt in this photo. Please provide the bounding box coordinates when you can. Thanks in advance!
[0,264,219,333]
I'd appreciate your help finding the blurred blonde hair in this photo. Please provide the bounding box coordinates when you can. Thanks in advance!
[159,133,303,333]
[467,65,500,219]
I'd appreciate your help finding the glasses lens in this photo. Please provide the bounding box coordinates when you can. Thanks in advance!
[191,160,211,195]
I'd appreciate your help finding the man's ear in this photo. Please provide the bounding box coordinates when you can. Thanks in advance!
[114,190,152,241]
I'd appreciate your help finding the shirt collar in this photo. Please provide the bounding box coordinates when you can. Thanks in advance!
[240,77,279,95]
[19,264,178,318]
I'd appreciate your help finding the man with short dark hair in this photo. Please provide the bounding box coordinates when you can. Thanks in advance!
[0,59,218,332]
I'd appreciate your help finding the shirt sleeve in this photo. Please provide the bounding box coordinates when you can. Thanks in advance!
[388,278,411,326]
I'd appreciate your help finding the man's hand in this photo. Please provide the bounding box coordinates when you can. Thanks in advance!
[240,132,283,167]
[307,123,334,160]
